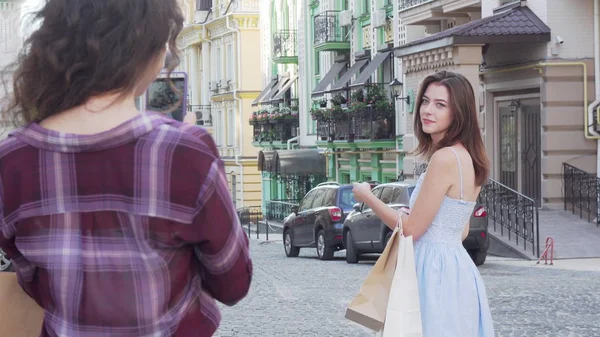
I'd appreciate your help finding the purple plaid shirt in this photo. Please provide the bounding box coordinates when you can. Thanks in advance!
[0,112,252,337]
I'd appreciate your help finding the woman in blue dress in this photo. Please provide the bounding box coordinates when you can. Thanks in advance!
[353,70,495,337]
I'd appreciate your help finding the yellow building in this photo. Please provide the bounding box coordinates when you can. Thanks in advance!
[178,0,262,208]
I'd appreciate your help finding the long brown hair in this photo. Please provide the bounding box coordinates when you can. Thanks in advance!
[1,0,184,125]
[413,70,489,186]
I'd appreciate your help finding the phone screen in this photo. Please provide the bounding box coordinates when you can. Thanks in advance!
[146,76,186,121]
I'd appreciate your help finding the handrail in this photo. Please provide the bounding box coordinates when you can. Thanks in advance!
[563,163,600,226]
[479,178,540,257]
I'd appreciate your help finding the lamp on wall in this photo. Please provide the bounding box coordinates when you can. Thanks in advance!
[389,78,410,105]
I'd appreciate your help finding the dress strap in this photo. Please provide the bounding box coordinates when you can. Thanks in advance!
[448,147,464,201]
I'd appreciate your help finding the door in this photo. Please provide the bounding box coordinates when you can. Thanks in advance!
[497,98,541,206]
[294,189,318,245]
[303,189,329,245]
[354,187,383,250]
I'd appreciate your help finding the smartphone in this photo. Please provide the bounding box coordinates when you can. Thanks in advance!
[145,71,188,122]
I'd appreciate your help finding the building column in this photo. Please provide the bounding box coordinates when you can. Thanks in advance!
[370,153,382,182]
[328,153,337,180]
[201,42,210,105]
[349,154,360,182]
[190,45,200,106]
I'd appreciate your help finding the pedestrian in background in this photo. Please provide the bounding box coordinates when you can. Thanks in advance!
[353,70,495,336]
[0,1,252,336]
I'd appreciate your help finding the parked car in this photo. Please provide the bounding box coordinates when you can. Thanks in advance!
[343,182,489,266]
[282,182,378,260]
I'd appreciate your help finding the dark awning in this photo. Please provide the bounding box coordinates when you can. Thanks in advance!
[260,76,289,103]
[257,150,277,172]
[350,51,392,89]
[275,149,326,176]
[271,74,299,102]
[252,78,278,106]
[329,59,369,92]
[311,61,347,97]
[394,6,551,57]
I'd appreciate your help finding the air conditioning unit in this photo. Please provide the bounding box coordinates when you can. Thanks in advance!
[373,9,387,28]
[339,10,353,27]
[220,79,230,88]
[210,81,220,92]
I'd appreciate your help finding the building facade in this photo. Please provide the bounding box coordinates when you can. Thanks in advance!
[179,0,262,208]
[395,0,598,208]
[0,0,24,138]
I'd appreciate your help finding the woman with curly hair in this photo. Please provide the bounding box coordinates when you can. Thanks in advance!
[0,1,252,336]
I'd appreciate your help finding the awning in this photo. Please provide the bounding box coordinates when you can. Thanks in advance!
[275,149,326,176]
[329,59,369,92]
[311,61,347,97]
[260,76,289,103]
[257,150,277,172]
[350,51,392,89]
[252,78,278,106]
[270,74,299,102]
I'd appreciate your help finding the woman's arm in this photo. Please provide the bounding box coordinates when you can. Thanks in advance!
[356,148,456,240]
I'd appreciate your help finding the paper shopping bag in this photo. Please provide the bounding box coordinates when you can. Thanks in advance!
[345,228,400,331]
[0,272,45,337]
[381,233,423,337]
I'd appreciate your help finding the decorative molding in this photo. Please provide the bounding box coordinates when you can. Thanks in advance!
[403,47,455,74]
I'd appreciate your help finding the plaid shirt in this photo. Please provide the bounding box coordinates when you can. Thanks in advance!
[0,112,252,337]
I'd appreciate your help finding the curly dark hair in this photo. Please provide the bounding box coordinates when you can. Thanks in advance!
[1,0,184,125]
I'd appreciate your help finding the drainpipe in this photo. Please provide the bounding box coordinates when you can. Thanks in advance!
[225,12,245,207]
[287,128,299,149]
[592,0,600,176]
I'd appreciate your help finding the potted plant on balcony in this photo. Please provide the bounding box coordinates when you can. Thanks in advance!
[257,109,270,124]
[331,93,347,106]
[249,112,259,125]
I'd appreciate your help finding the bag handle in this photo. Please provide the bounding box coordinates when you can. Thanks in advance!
[396,207,409,236]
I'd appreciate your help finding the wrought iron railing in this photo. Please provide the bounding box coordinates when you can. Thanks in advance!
[563,163,600,227]
[251,118,299,142]
[479,179,540,257]
[315,114,395,142]
[314,10,348,45]
[187,104,212,126]
[399,0,434,11]
[266,199,301,222]
[273,30,298,59]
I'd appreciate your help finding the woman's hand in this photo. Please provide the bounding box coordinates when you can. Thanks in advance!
[183,111,197,125]
[352,182,372,203]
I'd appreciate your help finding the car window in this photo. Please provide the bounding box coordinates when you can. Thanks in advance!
[299,190,318,211]
[324,188,337,207]
[363,187,383,210]
[311,189,329,208]
[338,188,357,210]
[379,187,394,204]
[392,187,410,205]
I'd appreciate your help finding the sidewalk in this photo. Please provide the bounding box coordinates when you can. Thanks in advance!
[487,256,600,272]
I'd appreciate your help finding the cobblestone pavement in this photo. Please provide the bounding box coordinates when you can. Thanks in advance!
[214,238,600,337]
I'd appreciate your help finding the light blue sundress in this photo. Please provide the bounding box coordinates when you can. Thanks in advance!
[409,147,495,337]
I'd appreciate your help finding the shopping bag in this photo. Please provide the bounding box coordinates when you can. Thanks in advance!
[345,227,400,331]
[0,272,44,337]
[380,225,423,337]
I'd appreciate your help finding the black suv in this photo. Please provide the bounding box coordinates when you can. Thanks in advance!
[283,182,360,260]
[343,182,490,265]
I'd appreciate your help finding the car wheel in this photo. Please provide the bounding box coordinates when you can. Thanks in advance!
[0,249,12,272]
[316,229,334,261]
[345,231,359,264]
[469,250,487,266]
[283,231,300,258]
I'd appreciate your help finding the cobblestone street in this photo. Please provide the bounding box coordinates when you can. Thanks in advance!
[214,237,600,337]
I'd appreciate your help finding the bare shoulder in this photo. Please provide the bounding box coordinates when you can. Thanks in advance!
[429,147,458,170]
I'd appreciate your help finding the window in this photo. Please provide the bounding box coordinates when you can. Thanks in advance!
[363,187,383,210]
[231,175,237,207]
[299,190,319,211]
[338,188,357,210]
[226,44,234,81]
[216,110,225,146]
[227,109,235,147]
[312,189,329,208]
[379,187,394,204]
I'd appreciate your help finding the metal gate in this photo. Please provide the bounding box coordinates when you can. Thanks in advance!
[498,98,541,206]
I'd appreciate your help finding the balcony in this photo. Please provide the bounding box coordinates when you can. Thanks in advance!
[250,106,299,145]
[398,0,481,26]
[187,104,212,126]
[313,87,395,143]
[313,10,350,52]
[273,30,298,64]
